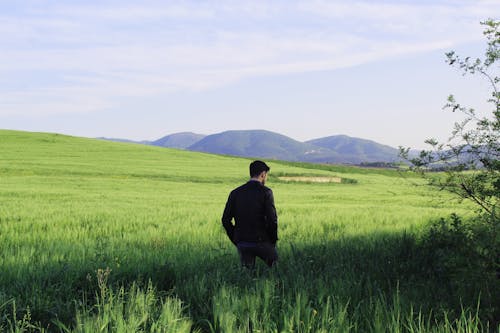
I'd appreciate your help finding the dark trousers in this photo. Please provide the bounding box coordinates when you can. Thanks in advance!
[237,242,278,268]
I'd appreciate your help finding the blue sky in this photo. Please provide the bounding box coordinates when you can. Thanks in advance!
[1,1,498,149]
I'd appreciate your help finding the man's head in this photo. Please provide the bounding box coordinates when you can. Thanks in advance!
[250,160,270,184]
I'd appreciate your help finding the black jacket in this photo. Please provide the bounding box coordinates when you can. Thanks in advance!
[222,180,278,244]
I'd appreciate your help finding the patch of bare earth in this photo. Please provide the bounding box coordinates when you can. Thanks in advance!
[278,176,342,183]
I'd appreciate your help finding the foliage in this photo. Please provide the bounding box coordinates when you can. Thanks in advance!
[398,19,500,329]
[400,19,499,218]
[414,213,499,324]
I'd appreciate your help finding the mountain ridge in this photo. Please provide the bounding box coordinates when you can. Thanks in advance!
[152,132,207,149]
[99,129,401,165]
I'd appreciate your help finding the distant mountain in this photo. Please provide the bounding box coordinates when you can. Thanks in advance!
[151,132,206,149]
[99,130,404,165]
[188,130,335,162]
[306,135,400,164]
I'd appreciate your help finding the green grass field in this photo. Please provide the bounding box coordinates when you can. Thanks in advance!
[0,130,496,332]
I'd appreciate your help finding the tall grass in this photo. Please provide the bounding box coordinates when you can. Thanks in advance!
[58,280,195,333]
[0,130,496,332]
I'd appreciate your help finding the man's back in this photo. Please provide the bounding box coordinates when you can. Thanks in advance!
[222,160,278,268]
[222,180,277,244]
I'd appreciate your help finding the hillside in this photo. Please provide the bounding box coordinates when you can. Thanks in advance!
[98,130,404,164]
[188,129,336,162]
[0,129,351,183]
[151,132,206,149]
[0,129,488,332]
[188,130,403,164]
[306,135,400,164]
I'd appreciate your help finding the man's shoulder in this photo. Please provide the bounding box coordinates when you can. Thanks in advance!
[229,182,249,197]
[249,181,273,192]
[231,181,272,194]
[254,182,273,197]
[232,182,250,192]
[262,184,273,193]
[262,186,273,199]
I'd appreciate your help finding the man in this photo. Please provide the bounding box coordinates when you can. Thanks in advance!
[222,160,278,268]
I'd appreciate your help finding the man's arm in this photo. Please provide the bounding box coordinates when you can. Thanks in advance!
[264,189,278,244]
[221,192,236,245]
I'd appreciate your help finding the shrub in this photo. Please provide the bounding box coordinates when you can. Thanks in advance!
[416,213,499,324]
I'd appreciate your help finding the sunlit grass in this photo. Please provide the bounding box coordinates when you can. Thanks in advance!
[0,130,491,332]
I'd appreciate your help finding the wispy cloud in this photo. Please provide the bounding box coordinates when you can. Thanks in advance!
[1,1,498,116]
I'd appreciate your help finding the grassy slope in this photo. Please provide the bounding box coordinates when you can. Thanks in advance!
[0,130,485,332]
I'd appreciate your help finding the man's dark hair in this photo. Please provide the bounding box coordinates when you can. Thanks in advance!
[250,160,270,178]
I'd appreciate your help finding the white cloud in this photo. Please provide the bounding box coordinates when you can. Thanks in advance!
[0,89,113,116]
[1,0,498,116]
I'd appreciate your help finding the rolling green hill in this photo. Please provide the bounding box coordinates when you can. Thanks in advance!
[0,129,338,183]
[0,129,492,332]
